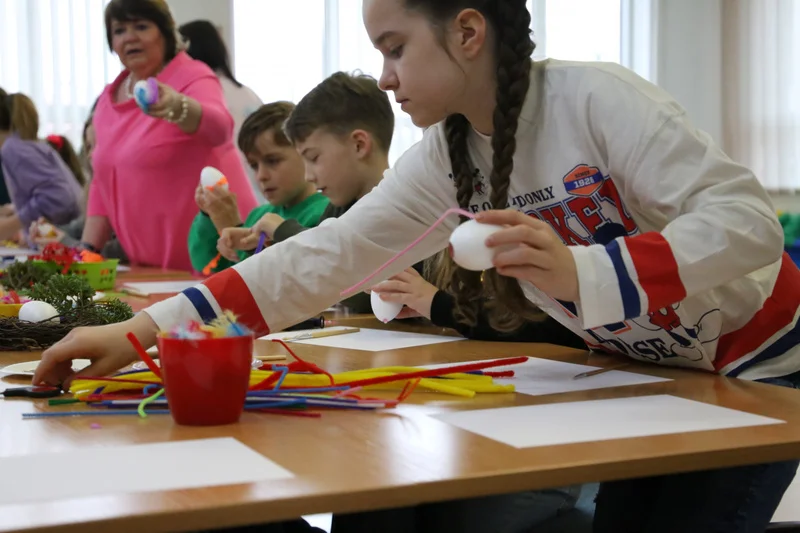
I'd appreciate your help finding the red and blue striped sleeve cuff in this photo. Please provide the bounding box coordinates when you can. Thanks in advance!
[571,232,687,328]
[142,269,271,336]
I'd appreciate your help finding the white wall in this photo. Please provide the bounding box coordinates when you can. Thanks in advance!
[168,0,235,66]
[655,0,723,143]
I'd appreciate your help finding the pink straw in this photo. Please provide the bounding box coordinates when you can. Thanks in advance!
[340,207,475,296]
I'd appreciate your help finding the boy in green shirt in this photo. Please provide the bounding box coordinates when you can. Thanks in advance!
[188,101,329,273]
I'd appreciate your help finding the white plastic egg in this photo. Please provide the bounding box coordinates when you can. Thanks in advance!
[371,291,403,323]
[448,219,507,271]
[200,166,229,191]
[18,301,59,323]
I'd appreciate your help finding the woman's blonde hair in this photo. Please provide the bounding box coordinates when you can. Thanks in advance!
[0,89,39,140]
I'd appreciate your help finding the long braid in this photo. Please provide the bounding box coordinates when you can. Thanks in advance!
[481,0,546,330]
[445,113,483,326]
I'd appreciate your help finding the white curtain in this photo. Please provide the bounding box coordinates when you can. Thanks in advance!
[234,0,627,165]
[0,0,119,148]
[722,0,800,192]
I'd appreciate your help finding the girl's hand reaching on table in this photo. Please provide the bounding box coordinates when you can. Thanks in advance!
[32,314,158,389]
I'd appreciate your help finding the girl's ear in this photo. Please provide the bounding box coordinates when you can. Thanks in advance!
[351,129,373,160]
[452,8,488,60]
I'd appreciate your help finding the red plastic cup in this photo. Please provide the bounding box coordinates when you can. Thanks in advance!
[157,334,254,426]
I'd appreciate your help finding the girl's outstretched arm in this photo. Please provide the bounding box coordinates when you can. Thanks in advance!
[144,130,459,335]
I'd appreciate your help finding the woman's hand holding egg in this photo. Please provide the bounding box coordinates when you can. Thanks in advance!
[142,81,183,121]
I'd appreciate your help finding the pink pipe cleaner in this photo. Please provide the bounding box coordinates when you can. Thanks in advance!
[340,207,476,296]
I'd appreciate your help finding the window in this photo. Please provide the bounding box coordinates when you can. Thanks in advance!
[529,0,622,63]
[234,0,420,165]
[0,0,118,148]
[722,0,800,192]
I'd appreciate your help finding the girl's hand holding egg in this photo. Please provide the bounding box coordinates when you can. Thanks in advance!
[475,210,580,303]
[370,268,438,320]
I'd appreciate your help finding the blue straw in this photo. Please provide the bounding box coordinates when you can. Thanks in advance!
[255,232,267,253]
[23,410,171,419]
[272,366,288,390]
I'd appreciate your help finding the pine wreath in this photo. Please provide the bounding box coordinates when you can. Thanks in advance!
[0,274,134,351]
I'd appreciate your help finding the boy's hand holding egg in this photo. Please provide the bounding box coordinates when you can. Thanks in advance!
[202,188,241,233]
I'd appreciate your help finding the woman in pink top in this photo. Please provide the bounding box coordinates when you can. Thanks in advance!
[85,0,257,270]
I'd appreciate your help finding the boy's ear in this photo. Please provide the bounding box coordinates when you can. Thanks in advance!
[351,129,373,160]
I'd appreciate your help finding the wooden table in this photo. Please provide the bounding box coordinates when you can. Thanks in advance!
[116,266,194,280]
[111,267,199,312]
[2,316,800,533]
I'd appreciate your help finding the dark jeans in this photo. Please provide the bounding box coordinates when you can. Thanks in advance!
[593,376,800,533]
[331,486,581,533]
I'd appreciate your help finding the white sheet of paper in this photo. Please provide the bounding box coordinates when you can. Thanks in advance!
[0,437,293,505]
[426,357,669,396]
[0,247,36,256]
[122,280,199,295]
[773,476,800,522]
[434,395,784,449]
[261,327,464,352]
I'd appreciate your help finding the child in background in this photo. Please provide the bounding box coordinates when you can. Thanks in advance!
[36,0,800,531]
[29,126,128,261]
[0,89,82,242]
[45,135,86,188]
[189,101,328,274]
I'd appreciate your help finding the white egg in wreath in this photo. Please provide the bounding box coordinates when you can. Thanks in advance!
[18,301,59,323]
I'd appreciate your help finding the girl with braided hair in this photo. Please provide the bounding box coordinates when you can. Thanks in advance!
[37,1,799,531]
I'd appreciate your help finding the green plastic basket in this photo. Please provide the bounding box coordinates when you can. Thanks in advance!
[32,259,120,291]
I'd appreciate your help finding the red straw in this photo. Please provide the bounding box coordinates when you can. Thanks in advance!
[338,357,528,389]
[126,332,163,379]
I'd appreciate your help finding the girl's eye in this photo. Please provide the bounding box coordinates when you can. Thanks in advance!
[388,45,403,59]
[136,24,149,31]
[113,27,125,35]
[266,157,282,166]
